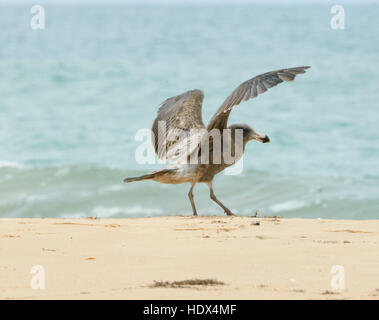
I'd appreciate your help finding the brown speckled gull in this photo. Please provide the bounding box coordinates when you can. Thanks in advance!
[124,66,310,216]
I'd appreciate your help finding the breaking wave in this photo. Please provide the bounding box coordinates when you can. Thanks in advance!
[0,164,378,219]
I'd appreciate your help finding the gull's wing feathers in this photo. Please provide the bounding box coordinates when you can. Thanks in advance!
[207,66,310,130]
[151,89,206,162]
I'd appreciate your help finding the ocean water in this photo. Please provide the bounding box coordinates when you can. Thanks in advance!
[0,3,378,219]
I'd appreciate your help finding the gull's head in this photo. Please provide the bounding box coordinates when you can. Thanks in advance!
[229,123,270,144]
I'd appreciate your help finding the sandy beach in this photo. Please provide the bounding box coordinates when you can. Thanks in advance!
[1,216,378,300]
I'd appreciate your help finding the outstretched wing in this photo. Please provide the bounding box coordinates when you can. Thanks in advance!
[151,89,206,162]
[207,66,310,130]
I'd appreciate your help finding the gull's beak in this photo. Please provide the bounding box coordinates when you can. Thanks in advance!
[250,132,270,143]
[261,135,270,143]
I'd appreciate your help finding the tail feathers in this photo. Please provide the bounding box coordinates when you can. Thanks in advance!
[123,169,175,183]
[123,173,156,183]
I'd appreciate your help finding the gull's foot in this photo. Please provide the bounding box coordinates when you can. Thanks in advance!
[193,212,198,217]
[225,210,234,216]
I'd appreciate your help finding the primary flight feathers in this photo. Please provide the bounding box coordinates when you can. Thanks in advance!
[151,66,310,162]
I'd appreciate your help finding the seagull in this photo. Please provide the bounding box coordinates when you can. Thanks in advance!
[124,66,310,216]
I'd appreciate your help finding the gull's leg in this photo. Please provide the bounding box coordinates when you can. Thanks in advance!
[206,181,234,216]
[188,183,198,216]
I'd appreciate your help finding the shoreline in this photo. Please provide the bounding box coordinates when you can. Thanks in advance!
[1,216,378,299]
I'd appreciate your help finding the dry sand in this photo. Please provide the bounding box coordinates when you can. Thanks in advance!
[1,216,378,300]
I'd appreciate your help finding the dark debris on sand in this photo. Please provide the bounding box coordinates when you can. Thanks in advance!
[149,279,225,288]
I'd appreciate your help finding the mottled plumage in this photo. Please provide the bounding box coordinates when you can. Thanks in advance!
[124,66,310,216]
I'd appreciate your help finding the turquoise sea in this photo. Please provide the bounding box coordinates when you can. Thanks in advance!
[0,3,378,219]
